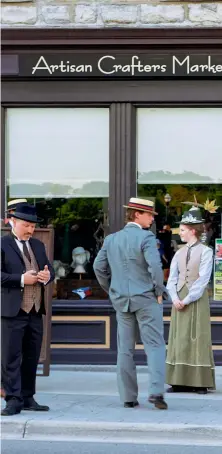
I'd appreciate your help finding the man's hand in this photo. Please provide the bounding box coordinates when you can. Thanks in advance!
[173,299,185,310]
[23,270,38,285]
[37,265,50,284]
[157,295,163,305]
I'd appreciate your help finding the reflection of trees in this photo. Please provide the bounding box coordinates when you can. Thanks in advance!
[138,183,222,228]
[9,180,109,198]
[30,198,104,226]
[138,170,217,183]
[80,181,108,196]
[53,198,103,226]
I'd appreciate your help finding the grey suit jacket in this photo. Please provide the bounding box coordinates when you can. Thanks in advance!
[93,223,166,312]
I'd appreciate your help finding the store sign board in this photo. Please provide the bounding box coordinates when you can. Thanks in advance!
[214,239,222,301]
[2,54,222,78]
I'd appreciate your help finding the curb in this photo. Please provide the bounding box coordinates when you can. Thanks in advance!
[38,365,222,375]
[2,420,222,443]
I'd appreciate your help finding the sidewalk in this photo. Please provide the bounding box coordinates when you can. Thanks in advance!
[1,367,222,444]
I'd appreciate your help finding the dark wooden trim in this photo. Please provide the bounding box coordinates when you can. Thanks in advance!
[1,107,6,218]
[109,103,136,232]
[52,300,222,315]
[2,80,222,105]
[50,348,222,366]
[50,301,222,365]
[2,28,222,49]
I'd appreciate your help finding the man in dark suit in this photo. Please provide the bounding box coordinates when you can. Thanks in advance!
[1,204,55,416]
[1,199,27,399]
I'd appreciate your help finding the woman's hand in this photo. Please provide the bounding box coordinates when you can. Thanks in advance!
[173,299,185,310]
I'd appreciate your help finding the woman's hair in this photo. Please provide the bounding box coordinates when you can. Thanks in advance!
[125,208,145,223]
[185,223,204,239]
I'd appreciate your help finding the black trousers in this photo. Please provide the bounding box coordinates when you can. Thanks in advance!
[1,307,43,401]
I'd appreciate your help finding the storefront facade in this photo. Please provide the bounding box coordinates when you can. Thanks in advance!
[1,25,222,366]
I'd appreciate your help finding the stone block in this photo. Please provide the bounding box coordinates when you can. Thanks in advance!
[1,5,37,24]
[75,4,97,24]
[101,5,138,24]
[189,4,222,23]
[41,5,71,24]
[141,5,184,24]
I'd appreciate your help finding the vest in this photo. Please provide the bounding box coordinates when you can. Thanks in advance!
[177,243,204,292]
[21,246,42,313]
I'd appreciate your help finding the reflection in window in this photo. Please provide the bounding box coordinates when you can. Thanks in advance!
[8,196,109,300]
[137,107,222,299]
[6,107,110,301]
[137,108,222,184]
[6,107,109,198]
[137,184,222,298]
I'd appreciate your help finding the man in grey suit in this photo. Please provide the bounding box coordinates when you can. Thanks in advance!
[93,197,168,410]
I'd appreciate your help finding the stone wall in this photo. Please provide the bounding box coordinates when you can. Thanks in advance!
[1,1,222,28]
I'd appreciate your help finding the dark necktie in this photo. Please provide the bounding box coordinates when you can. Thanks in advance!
[21,240,32,263]
[186,241,199,265]
[12,232,32,263]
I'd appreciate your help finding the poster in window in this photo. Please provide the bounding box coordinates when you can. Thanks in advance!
[214,239,222,301]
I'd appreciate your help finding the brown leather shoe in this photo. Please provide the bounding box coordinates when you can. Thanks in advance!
[148,394,168,410]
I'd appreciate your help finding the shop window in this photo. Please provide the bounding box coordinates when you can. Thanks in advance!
[6,108,109,300]
[137,107,222,300]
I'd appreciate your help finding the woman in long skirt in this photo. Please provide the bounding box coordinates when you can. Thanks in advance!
[166,207,215,394]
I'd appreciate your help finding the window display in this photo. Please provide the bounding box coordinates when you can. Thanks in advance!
[6,107,109,301]
[137,107,222,298]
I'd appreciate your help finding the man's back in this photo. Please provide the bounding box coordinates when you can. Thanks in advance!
[93,223,164,311]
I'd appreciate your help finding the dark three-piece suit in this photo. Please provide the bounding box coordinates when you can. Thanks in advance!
[1,234,55,402]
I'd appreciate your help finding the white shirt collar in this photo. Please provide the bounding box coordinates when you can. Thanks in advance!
[187,240,199,249]
[127,222,142,229]
[12,229,29,244]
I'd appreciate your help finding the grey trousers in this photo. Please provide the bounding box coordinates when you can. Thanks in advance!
[116,301,166,402]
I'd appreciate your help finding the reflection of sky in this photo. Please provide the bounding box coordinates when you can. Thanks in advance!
[7,108,109,183]
[137,108,222,182]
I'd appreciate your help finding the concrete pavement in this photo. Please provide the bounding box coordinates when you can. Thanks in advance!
[1,367,222,445]
[3,441,222,454]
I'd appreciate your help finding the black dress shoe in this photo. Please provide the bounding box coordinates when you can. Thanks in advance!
[1,397,22,416]
[148,394,168,410]
[195,387,208,395]
[23,397,49,411]
[124,401,139,408]
[167,386,193,393]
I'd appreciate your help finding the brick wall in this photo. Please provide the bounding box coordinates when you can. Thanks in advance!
[1,1,222,28]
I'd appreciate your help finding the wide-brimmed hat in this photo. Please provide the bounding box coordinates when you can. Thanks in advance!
[8,204,42,223]
[179,207,204,225]
[5,199,28,213]
[123,197,158,215]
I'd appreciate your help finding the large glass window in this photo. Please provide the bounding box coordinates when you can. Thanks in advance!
[137,107,222,298]
[6,108,109,300]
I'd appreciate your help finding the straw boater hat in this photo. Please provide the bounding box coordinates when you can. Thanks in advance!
[123,197,158,215]
[6,199,27,212]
